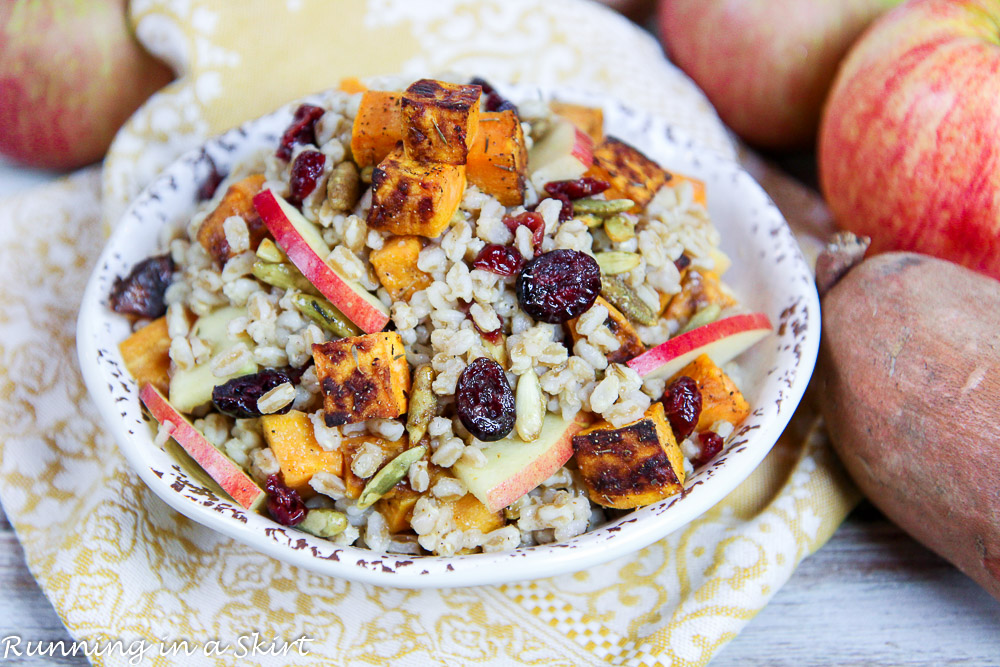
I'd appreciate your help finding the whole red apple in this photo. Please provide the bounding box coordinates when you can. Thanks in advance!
[0,0,173,170]
[659,0,902,150]
[819,0,1000,281]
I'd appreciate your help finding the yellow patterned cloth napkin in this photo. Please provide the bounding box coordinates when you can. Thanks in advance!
[0,1,859,665]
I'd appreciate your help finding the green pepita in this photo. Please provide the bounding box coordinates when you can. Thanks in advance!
[356,445,428,509]
[677,304,722,336]
[292,293,362,338]
[577,213,604,229]
[601,275,658,326]
[326,161,362,211]
[297,509,348,538]
[252,261,320,295]
[571,198,635,216]
[255,238,286,263]
[360,165,374,184]
[406,365,436,445]
[604,214,636,243]
[595,251,641,276]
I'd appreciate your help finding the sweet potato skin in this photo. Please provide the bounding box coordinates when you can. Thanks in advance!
[819,252,1000,602]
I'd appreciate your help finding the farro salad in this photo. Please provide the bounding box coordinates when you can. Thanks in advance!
[110,76,770,556]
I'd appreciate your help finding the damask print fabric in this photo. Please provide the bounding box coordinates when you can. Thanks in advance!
[0,1,859,665]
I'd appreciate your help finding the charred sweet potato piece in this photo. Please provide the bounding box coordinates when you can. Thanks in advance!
[313,332,411,427]
[401,79,482,165]
[261,410,343,497]
[368,145,466,238]
[670,354,749,431]
[196,174,269,265]
[466,110,527,206]
[572,402,685,509]
[351,90,403,168]
[549,100,604,143]
[663,269,738,324]
[565,296,645,364]
[341,434,409,499]
[118,317,172,394]
[369,235,433,302]
[584,137,669,211]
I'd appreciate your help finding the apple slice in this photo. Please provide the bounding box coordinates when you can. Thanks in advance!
[453,411,592,513]
[528,117,594,190]
[140,383,266,510]
[253,189,390,334]
[627,312,772,380]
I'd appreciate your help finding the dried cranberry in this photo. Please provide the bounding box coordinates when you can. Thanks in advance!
[503,211,545,251]
[109,254,174,318]
[198,156,224,201]
[276,104,325,160]
[265,475,307,526]
[456,357,515,441]
[692,431,724,468]
[516,249,601,324]
[662,376,702,441]
[212,368,294,419]
[473,244,524,276]
[544,177,609,201]
[674,254,691,272]
[288,150,326,205]
[470,77,518,114]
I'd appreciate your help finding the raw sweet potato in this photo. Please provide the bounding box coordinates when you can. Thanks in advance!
[819,251,1000,602]
[466,110,527,206]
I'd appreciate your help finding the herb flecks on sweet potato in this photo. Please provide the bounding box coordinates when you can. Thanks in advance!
[467,110,527,206]
[351,91,403,168]
[313,332,411,427]
[401,79,482,165]
[584,137,670,211]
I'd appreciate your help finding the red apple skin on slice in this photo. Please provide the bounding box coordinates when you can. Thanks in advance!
[140,383,266,510]
[253,189,390,334]
[627,313,772,380]
[453,411,592,513]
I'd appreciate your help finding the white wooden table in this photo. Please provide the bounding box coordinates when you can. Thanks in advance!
[1,161,998,666]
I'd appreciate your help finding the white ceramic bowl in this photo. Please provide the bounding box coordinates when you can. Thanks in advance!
[77,86,820,588]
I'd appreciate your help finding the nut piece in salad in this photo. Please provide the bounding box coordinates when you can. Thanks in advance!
[111,75,771,556]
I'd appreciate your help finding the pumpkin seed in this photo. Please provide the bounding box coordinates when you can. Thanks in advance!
[297,509,348,538]
[480,333,508,368]
[292,293,362,338]
[252,261,320,295]
[356,445,428,509]
[326,161,361,211]
[678,304,722,335]
[571,198,635,216]
[578,213,604,229]
[360,165,374,184]
[406,365,436,444]
[601,275,658,326]
[515,369,545,442]
[595,251,641,275]
[255,238,286,263]
[604,214,636,243]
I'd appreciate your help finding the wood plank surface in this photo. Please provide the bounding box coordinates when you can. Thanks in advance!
[2,501,998,665]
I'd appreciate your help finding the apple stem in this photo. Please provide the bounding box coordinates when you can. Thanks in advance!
[815,232,870,297]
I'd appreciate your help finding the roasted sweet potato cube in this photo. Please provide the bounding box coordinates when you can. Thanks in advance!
[368,146,466,237]
[549,100,604,143]
[196,174,269,265]
[670,353,750,431]
[584,137,669,211]
[467,110,527,206]
[565,296,644,364]
[664,171,707,207]
[118,317,172,394]
[341,434,409,499]
[663,269,738,324]
[375,481,422,533]
[445,492,505,533]
[313,332,411,427]
[369,235,433,302]
[351,90,403,168]
[261,410,343,497]
[401,79,481,165]
[572,402,685,509]
[338,76,368,94]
